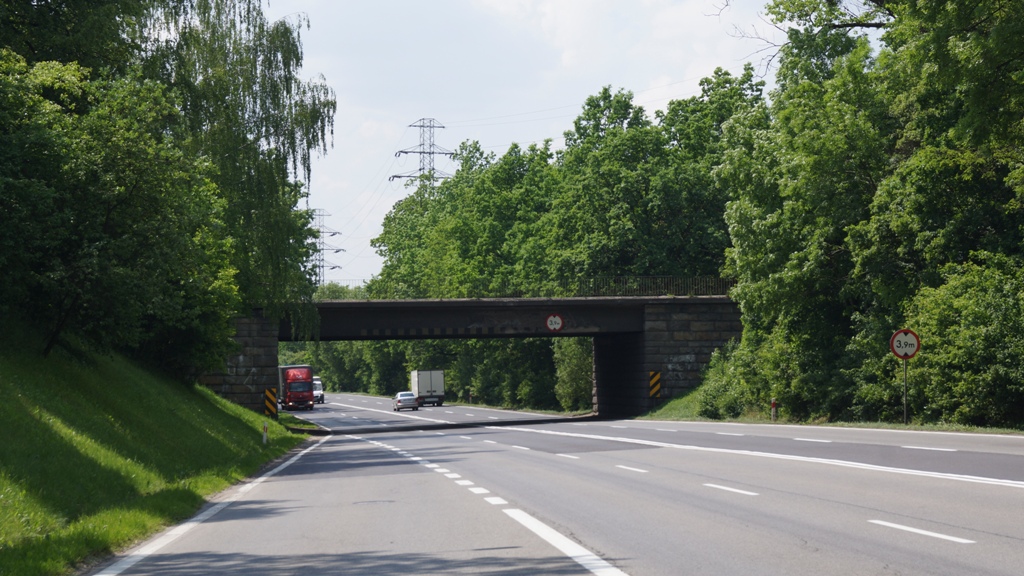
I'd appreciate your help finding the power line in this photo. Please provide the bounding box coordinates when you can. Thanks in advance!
[444,75,707,129]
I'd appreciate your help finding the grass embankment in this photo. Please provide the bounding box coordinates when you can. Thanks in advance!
[643,388,1024,435]
[0,331,308,576]
[643,388,705,421]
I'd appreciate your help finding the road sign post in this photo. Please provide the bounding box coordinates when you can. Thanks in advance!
[890,329,920,424]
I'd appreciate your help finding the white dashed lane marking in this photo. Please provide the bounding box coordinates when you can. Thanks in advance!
[355,435,631,575]
[615,465,648,474]
[869,520,975,544]
[704,483,758,496]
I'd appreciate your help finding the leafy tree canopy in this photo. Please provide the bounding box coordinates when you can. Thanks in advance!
[1,0,334,376]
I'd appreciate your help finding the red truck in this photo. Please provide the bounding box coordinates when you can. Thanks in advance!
[278,365,315,410]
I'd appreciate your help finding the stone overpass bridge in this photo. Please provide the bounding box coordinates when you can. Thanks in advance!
[202,296,741,419]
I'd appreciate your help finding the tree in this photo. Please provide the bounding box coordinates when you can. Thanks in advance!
[704,0,1024,425]
[0,0,145,73]
[2,0,333,377]
[554,337,593,411]
[901,254,1024,427]
[550,88,665,279]
[657,66,765,276]
[0,49,66,325]
[141,0,336,326]
[0,50,238,372]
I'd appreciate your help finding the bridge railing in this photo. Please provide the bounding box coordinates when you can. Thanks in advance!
[566,276,736,297]
[320,277,736,299]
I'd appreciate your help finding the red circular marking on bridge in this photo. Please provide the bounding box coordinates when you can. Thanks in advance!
[546,314,564,332]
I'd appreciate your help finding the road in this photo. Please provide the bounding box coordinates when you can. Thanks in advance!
[90,393,1024,575]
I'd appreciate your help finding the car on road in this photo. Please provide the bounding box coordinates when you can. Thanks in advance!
[312,376,324,404]
[393,391,420,411]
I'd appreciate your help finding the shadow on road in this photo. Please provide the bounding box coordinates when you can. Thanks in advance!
[100,549,598,575]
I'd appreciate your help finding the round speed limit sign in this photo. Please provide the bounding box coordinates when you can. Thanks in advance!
[890,329,920,359]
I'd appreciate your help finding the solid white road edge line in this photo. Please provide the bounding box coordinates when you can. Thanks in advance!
[659,420,1024,439]
[503,508,630,576]
[94,434,333,576]
[488,426,1024,489]
[869,520,975,544]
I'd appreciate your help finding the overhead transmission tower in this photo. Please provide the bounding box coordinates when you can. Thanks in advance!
[312,208,344,285]
[390,118,454,183]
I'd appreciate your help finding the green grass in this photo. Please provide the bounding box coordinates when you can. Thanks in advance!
[0,330,307,576]
[641,387,707,421]
[643,388,1024,435]
[278,411,322,430]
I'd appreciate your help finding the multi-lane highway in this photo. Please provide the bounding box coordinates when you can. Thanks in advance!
[90,393,1024,575]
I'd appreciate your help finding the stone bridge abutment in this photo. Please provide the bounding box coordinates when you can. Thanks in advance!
[593,300,742,416]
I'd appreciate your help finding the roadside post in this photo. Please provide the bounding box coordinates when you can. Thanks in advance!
[889,329,920,424]
[771,397,777,422]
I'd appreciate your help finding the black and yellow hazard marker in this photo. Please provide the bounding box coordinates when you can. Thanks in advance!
[264,387,278,419]
[649,371,661,399]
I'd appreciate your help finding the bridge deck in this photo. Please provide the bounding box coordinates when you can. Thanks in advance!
[280,296,733,341]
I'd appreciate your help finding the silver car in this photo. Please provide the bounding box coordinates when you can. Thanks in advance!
[392,391,420,411]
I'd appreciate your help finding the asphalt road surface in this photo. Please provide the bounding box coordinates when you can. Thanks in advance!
[88,393,1024,575]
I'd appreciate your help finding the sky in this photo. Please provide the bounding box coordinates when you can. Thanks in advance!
[260,0,784,283]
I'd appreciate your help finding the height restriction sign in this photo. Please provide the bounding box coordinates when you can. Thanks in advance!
[545,313,564,332]
[890,329,920,359]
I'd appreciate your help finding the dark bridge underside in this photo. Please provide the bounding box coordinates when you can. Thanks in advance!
[280,296,741,418]
[279,297,673,341]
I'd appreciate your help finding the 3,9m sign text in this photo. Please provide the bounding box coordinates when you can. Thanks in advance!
[890,329,920,360]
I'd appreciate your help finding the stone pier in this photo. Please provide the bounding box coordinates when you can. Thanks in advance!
[593,299,742,417]
[198,313,279,412]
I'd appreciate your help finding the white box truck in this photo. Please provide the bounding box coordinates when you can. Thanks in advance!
[411,370,445,406]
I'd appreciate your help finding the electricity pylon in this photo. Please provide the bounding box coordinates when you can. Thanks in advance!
[312,209,343,285]
[390,118,454,183]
